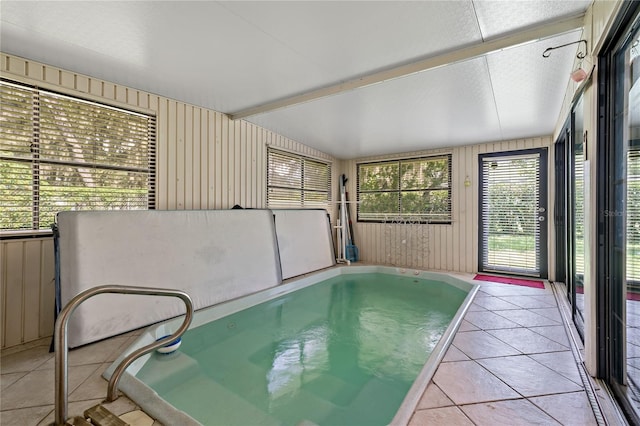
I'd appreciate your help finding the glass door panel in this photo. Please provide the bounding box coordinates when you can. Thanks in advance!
[479,149,548,277]
[604,8,640,419]
[573,96,586,334]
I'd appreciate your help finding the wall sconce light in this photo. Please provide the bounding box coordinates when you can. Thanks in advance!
[464,176,471,187]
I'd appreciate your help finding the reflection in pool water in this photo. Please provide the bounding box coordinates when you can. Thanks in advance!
[135,272,467,425]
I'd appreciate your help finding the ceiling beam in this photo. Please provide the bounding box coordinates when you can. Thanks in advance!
[229,13,585,120]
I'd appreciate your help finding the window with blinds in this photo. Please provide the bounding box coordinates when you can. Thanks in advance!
[357,154,452,223]
[266,148,331,209]
[574,144,585,277]
[0,80,156,231]
[629,146,640,282]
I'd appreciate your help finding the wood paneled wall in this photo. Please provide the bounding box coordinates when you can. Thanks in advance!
[1,238,55,348]
[0,53,338,349]
[344,137,553,273]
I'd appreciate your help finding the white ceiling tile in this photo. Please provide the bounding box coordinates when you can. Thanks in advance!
[220,1,482,82]
[486,30,583,139]
[248,57,503,159]
[473,0,591,40]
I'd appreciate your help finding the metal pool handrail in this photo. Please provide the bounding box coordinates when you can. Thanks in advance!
[54,285,194,426]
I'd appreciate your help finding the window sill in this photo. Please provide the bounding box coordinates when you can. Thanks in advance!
[0,229,54,240]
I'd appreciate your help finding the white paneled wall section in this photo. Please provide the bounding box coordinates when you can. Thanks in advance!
[0,53,338,349]
[344,137,552,273]
[1,238,55,348]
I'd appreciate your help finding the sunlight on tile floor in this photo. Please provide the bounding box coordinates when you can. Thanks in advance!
[1,274,599,425]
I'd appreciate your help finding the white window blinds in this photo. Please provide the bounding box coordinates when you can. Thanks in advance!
[629,147,640,281]
[266,148,331,209]
[480,153,541,274]
[1,80,156,231]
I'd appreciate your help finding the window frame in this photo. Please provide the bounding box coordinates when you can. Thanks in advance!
[266,147,332,210]
[356,153,452,224]
[0,79,156,235]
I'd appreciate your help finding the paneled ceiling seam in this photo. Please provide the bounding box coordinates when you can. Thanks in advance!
[229,13,584,121]
[470,0,485,43]
[215,1,328,73]
[483,55,505,142]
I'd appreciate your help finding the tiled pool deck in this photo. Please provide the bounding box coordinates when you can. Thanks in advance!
[0,274,609,425]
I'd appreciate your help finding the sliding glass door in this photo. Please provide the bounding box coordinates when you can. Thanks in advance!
[598,3,640,421]
[572,95,586,336]
[554,93,586,337]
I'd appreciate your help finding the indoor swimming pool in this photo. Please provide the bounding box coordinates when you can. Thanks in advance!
[106,266,476,425]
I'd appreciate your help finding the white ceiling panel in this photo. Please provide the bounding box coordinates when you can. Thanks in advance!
[473,0,591,39]
[220,1,482,83]
[0,1,591,160]
[1,1,333,112]
[247,57,503,158]
[487,30,583,140]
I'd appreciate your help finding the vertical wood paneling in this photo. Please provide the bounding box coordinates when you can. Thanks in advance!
[251,125,258,207]
[234,120,242,207]
[157,99,169,210]
[465,144,474,272]
[215,112,224,207]
[39,240,55,338]
[168,101,178,209]
[208,111,216,208]
[176,102,186,209]
[1,239,55,349]
[185,105,194,209]
[4,242,24,347]
[191,106,200,209]
[22,241,41,342]
[226,115,233,207]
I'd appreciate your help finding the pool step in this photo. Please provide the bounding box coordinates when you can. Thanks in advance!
[74,404,129,426]
[64,416,92,426]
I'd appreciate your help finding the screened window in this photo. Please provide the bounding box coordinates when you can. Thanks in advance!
[266,148,331,209]
[1,80,156,231]
[357,154,452,223]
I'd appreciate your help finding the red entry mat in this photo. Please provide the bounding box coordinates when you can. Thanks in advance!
[577,285,640,301]
[473,274,545,289]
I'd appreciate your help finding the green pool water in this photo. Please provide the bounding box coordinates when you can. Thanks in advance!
[135,272,467,425]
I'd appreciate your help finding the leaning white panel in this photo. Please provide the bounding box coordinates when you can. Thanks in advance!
[272,209,335,279]
[56,209,282,348]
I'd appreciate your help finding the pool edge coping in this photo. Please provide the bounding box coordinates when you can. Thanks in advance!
[389,276,479,425]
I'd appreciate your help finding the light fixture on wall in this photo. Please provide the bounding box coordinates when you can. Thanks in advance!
[543,39,589,83]
[464,176,471,187]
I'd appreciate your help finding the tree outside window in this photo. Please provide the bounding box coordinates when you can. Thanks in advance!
[357,155,452,223]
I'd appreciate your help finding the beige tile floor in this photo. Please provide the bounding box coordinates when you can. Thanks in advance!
[409,277,599,426]
[1,276,600,425]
